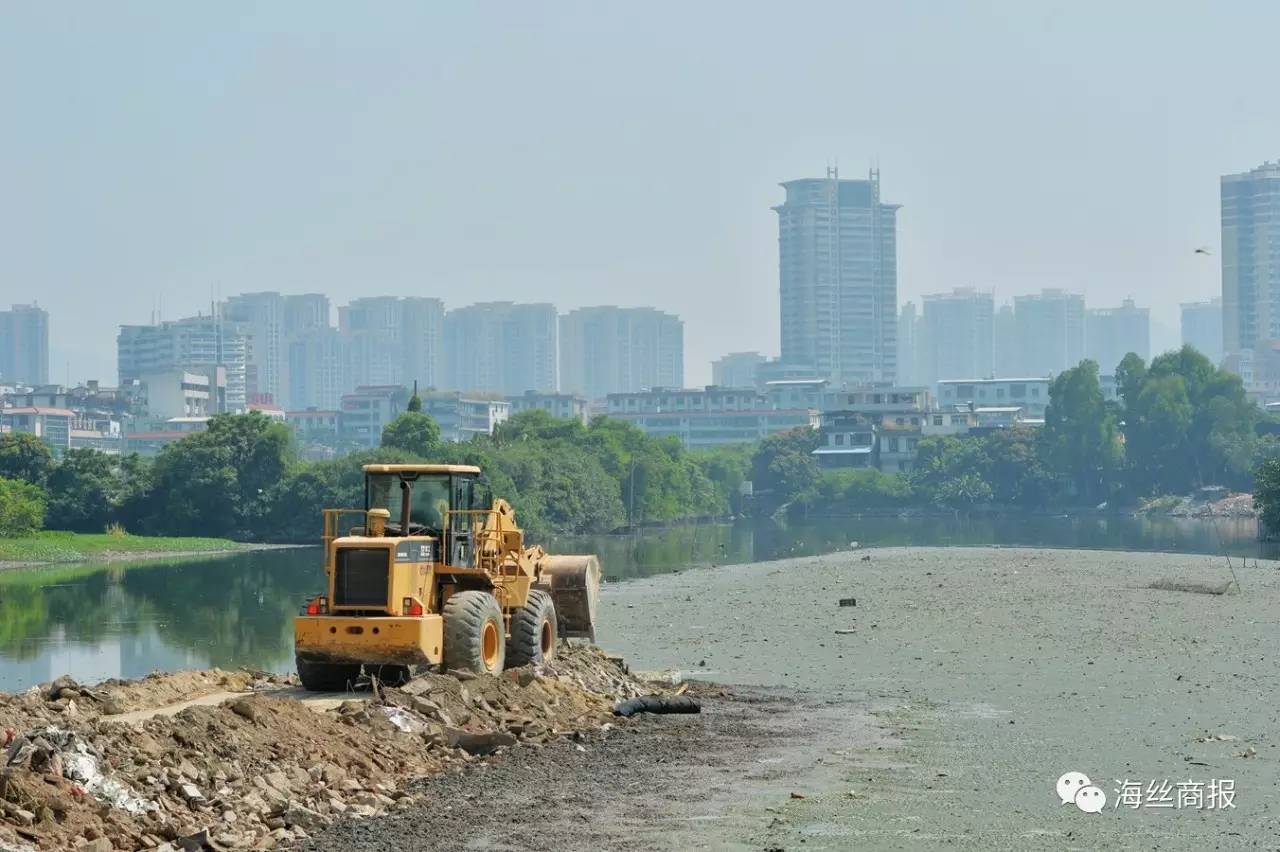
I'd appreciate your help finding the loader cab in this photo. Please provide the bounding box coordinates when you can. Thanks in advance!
[361,464,492,567]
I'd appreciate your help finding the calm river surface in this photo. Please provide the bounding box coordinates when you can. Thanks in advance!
[0,513,1271,691]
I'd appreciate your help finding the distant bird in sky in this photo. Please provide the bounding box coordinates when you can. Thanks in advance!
[1194,246,1212,255]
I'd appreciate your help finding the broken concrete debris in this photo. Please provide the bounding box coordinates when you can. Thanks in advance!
[0,645,670,851]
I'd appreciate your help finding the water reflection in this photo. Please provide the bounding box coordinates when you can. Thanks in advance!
[0,549,321,691]
[0,514,1272,690]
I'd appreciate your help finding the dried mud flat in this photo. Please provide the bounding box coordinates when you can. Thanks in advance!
[308,546,1280,852]
[298,686,890,852]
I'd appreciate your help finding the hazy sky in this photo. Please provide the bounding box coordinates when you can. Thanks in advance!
[1,1,1272,386]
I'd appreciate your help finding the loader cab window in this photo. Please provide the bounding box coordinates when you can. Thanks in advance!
[450,476,475,566]
[472,479,493,510]
[365,473,450,534]
[451,478,473,531]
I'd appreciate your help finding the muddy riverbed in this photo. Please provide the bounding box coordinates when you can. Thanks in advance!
[308,546,1280,850]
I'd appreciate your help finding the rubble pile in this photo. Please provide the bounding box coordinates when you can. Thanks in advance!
[0,646,652,851]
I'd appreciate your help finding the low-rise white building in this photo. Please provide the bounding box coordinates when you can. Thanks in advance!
[506,391,589,425]
[0,407,74,453]
[339,385,410,449]
[606,386,817,449]
[937,378,1051,418]
[140,369,217,420]
[421,392,510,442]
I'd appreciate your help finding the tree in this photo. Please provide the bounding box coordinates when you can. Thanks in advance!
[1114,352,1147,413]
[0,433,53,485]
[1043,360,1122,502]
[0,477,45,537]
[407,390,423,413]
[45,449,119,532]
[143,412,293,538]
[750,427,821,511]
[1127,374,1194,493]
[931,473,993,509]
[1120,345,1259,495]
[381,412,442,457]
[982,428,1056,507]
[1255,457,1280,539]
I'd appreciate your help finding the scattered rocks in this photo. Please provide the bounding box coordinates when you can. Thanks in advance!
[0,645,660,852]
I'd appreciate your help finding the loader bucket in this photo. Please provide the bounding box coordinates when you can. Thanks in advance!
[538,554,601,641]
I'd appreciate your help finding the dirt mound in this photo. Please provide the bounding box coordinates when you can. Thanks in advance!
[0,645,660,851]
[1139,489,1257,518]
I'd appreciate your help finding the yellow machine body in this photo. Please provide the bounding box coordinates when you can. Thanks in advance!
[293,463,600,673]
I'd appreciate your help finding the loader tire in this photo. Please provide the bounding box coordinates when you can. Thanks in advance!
[443,591,506,675]
[295,656,361,692]
[506,589,557,667]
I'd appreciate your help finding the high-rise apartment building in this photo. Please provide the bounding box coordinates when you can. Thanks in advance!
[287,327,347,410]
[1222,161,1280,381]
[0,304,49,385]
[223,292,285,405]
[401,297,445,390]
[284,294,331,335]
[117,314,249,411]
[340,297,404,388]
[339,296,444,392]
[559,307,683,400]
[444,302,555,394]
[711,352,766,388]
[1085,299,1150,374]
[896,302,920,386]
[919,288,994,385]
[1181,298,1223,365]
[993,303,1018,377]
[1013,289,1085,377]
[774,169,900,384]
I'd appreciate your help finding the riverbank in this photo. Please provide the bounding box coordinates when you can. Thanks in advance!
[0,531,268,568]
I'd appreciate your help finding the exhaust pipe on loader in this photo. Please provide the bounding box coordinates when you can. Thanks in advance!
[536,554,601,641]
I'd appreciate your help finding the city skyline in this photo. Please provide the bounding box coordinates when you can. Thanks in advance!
[5,3,1258,387]
[0,276,1226,397]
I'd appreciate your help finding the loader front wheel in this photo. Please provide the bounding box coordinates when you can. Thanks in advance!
[295,656,361,692]
[443,591,506,675]
[507,589,557,667]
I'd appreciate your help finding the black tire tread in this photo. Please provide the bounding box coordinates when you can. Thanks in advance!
[507,589,557,667]
[443,590,505,674]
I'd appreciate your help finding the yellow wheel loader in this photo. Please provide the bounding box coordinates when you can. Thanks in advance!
[293,464,601,691]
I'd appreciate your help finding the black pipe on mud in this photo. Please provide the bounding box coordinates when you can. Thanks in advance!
[613,695,701,717]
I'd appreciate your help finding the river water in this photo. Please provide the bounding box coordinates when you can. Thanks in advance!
[0,513,1271,691]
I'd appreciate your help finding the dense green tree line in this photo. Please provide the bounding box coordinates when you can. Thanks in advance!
[760,345,1277,517]
[0,404,752,542]
[3,344,1275,540]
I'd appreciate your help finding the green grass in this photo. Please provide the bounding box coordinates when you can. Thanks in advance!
[0,531,242,565]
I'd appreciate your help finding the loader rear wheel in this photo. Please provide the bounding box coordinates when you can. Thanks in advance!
[443,591,506,675]
[507,589,557,667]
[295,656,361,692]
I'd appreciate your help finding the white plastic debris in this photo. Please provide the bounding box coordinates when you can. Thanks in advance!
[44,726,156,815]
[381,706,427,734]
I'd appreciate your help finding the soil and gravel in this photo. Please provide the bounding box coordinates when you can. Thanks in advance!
[0,646,653,851]
[8,545,1280,851]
